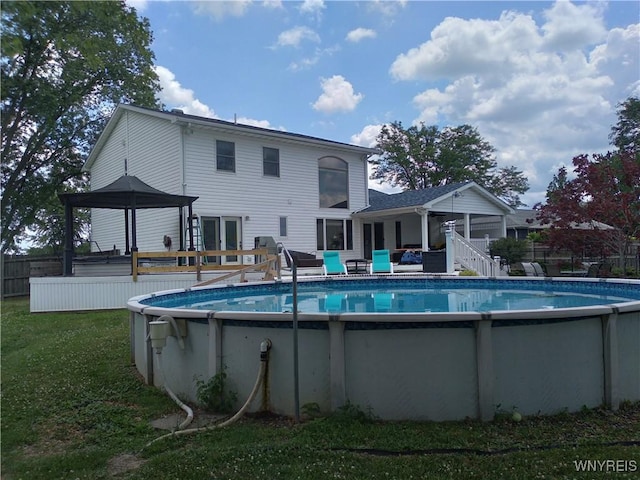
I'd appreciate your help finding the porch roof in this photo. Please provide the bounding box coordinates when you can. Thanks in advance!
[358,182,467,214]
[355,181,514,217]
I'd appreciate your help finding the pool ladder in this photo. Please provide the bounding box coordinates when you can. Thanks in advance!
[276,242,300,422]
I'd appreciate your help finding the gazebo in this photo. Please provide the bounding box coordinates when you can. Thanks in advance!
[58,175,198,276]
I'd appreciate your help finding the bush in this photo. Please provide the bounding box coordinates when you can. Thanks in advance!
[195,368,237,413]
[489,237,528,266]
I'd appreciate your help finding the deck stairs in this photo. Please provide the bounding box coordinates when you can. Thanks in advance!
[450,230,505,276]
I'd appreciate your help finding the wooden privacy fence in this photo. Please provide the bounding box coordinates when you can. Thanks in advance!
[132,248,280,283]
[2,255,63,298]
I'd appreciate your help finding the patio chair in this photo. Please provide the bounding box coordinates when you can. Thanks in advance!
[544,263,561,277]
[322,251,347,275]
[370,249,394,274]
[531,262,545,276]
[284,250,323,268]
[521,262,537,277]
[585,263,600,277]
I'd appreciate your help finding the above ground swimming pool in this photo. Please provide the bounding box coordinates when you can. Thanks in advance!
[139,277,640,313]
[128,276,640,422]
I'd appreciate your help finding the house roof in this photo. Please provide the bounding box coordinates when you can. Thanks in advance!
[360,182,469,213]
[356,181,514,216]
[84,104,379,171]
[470,209,614,231]
[58,174,198,209]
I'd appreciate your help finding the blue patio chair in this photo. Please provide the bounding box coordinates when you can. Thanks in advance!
[370,249,394,274]
[322,251,347,275]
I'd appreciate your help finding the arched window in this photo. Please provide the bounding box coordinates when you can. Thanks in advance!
[318,156,348,209]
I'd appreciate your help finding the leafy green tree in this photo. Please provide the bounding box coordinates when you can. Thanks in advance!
[1,1,159,253]
[371,121,529,206]
[609,96,639,151]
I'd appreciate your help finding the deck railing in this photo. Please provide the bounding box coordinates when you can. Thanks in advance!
[132,248,279,283]
[450,231,501,276]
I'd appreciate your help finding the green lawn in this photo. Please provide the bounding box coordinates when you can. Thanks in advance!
[1,297,638,479]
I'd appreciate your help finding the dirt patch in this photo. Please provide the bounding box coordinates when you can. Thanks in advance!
[107,453,146,477]
[150,409,227,431]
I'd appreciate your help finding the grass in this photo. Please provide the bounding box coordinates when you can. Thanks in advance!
[2,297,639,479]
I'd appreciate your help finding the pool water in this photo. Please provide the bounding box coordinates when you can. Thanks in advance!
[144,279,640,313]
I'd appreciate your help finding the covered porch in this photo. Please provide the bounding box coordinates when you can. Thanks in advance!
[354,182,514,273]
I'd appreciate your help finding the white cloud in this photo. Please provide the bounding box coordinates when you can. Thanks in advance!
[541,0,607,50]
[299,0,325,18]
[388,4,638,207]
[262,0,283,9]
[312,75,364,114]
[275,26,321,48]
[351,124,382,148]
[192,0,252,21]
[154,65,216,118]
[367,0,407,18]
[288,56,319,72]
[233,116,279,129]
[288,44,340,71]
[125,0,148,13]
[346,28,377,43]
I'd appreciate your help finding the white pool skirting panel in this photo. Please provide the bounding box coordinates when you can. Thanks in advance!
[29,273,266,312]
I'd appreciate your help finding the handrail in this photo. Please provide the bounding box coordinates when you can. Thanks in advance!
[132,248,270,281]
[276,242,300,423]
[451,231,501,276]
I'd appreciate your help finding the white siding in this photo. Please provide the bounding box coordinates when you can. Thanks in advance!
[183,128,367,258]
[89,111,370,258]
[432,190,505,216]
[90,112,184,253]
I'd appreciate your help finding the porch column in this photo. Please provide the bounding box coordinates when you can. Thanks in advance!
[500,215,507,238]
[464,213,471,240]
[420,209,430,251]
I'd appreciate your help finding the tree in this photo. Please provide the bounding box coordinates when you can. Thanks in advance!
[370,121,529,206]
[536,96,640,269]
[1,1,159,253]
[536,150,640,266]
[609,96,640,151]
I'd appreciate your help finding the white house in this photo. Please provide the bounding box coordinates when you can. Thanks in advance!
[84,104,513,264]
[31,105,517,312]
[84,105,377,263]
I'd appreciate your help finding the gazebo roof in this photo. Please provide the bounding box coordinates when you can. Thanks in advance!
[58,175,198,209]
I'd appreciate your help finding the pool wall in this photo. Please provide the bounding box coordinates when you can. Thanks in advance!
[128,277,640,421]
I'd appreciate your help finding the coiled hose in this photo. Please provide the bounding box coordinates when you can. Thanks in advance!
[145,351,268,448]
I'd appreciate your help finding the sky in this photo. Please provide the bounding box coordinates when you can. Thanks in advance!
[126,0,640,207]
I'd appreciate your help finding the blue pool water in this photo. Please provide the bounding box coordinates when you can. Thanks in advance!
[143,278,640,313]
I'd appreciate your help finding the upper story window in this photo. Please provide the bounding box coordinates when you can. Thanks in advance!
[216,140,235,172]
[263,147,280,177]
[319,156,348,209]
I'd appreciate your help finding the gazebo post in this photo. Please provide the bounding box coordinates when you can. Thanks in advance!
[130,198,137,275]
[179,207,185,251]
[124,208,131,255]
[63,200,74,276]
